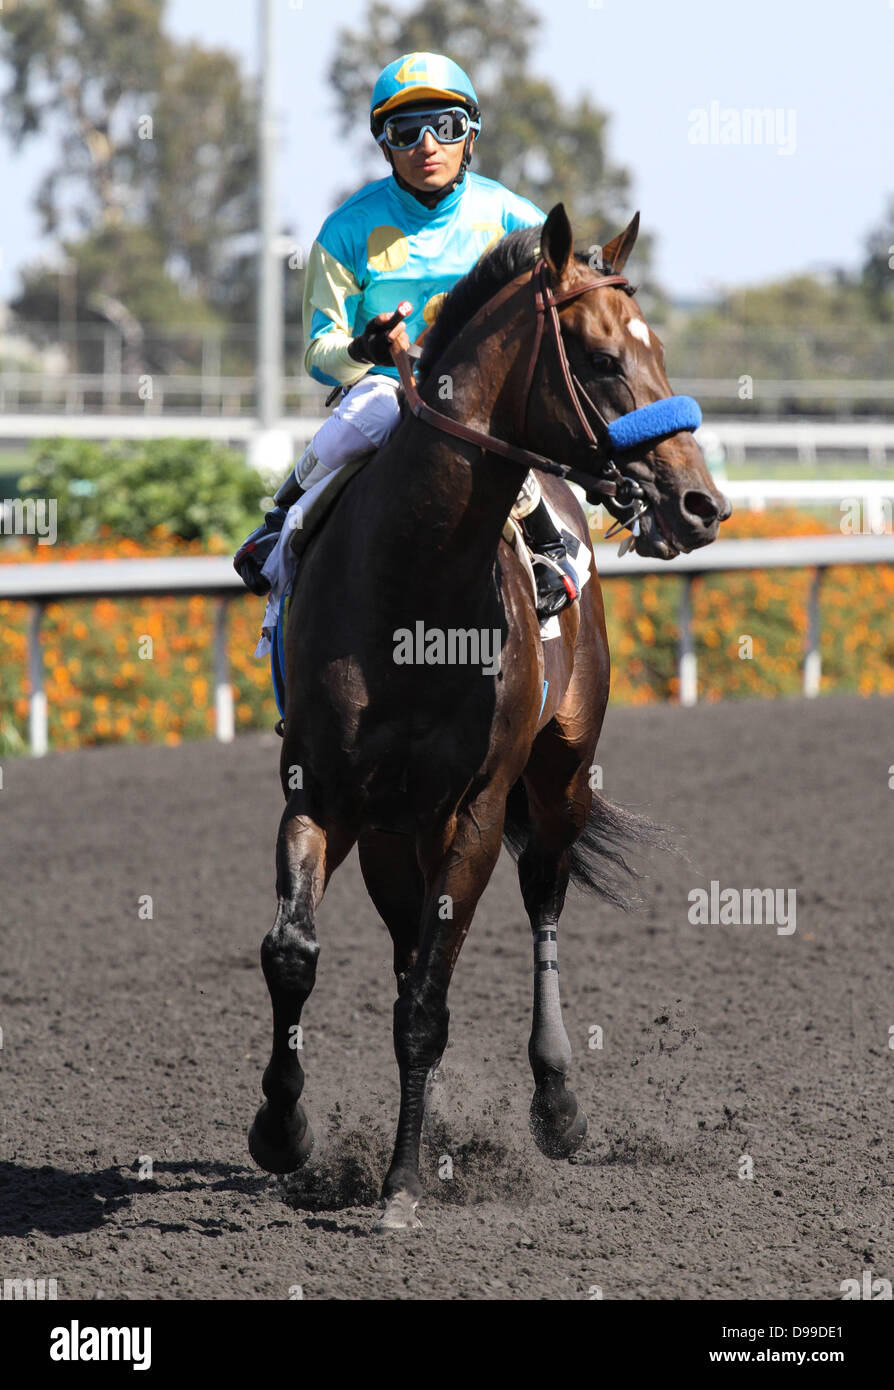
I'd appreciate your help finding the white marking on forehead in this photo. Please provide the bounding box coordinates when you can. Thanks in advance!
[627,318,650,347]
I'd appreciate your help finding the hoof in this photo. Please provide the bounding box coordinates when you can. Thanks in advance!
[374,1192,422,1233]
[248,1102,315,1174]
[530,1088,589,1160]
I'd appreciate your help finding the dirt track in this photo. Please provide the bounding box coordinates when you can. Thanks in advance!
[1,694,892,1300]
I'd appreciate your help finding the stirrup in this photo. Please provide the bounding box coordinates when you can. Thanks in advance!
[532,551,578,619]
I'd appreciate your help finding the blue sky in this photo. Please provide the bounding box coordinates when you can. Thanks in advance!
[1,0,892,302]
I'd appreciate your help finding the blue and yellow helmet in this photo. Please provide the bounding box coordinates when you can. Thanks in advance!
[370,52,481,139]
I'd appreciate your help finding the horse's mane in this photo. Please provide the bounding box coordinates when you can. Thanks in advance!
[417,224,637,379]
[418,227,541,379]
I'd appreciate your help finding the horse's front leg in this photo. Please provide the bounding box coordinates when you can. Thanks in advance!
[249,791,353,1174]
[376,787,507,1231]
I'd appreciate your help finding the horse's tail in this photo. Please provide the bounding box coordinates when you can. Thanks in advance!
[502,779,678,911]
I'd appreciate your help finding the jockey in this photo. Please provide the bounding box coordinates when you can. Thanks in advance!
[234,51,579,618]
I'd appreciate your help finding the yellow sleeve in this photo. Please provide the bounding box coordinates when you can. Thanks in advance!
[302,239,371,387]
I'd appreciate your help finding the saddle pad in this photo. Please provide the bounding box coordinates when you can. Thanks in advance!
[503,500,591,641]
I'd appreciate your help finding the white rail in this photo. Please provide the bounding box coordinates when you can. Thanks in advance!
[2,536,893,754]
[2,414,894,467]
[3,370,894,419]
[703,419,894,467]
[718,478,893,526]
[0,413,299,443]
[594,534,894,708]
[0,558,238,756]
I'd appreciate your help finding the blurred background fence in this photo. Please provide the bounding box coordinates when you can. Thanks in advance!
[3,321,894,420]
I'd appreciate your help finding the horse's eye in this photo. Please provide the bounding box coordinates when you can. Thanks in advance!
[590,351,620,374]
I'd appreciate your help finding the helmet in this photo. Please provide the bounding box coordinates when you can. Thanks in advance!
[369,52,481,139]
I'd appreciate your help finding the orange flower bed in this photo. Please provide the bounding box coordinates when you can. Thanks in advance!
[1,507,891,753]
[594,507,894,703]
[0,529,276,752]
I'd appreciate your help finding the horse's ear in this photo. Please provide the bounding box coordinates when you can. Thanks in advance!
[541,203,574,280]
[600,211,640,274]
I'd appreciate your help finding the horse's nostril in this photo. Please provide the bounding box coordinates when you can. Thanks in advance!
[683,489,719,525]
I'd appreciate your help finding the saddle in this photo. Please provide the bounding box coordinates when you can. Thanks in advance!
[286,449,373,566]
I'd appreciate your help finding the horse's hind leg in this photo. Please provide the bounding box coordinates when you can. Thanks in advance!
[357,829,425,995]
[515,756,591,1160]
[249,792,353,1174]
[377,787,508,1231]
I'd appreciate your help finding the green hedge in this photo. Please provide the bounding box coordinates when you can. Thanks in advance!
[18,437,267,545]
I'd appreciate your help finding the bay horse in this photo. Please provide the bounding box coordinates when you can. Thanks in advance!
[248,203,731,1229]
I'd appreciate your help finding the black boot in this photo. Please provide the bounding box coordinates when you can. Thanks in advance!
[233,465,306,595]
[522,497,579,619]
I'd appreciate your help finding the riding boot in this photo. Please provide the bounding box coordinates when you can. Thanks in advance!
[233,443,326,594]
[522,496,579,619]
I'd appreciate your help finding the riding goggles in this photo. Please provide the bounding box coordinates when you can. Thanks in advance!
[380,106,476,150]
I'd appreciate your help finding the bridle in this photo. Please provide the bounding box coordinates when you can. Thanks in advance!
[391,257,652,542]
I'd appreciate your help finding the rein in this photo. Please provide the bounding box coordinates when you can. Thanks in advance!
[391,258,651,540]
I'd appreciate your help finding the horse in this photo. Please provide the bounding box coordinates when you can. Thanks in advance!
[248,203,731,1230]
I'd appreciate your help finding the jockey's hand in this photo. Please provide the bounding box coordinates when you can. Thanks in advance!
[347,306,412,366]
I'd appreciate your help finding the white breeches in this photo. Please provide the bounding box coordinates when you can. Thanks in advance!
[314,376,402,471]
[301,373,540,514]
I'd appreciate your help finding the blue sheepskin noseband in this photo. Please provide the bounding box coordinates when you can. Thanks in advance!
[606,395,702,454]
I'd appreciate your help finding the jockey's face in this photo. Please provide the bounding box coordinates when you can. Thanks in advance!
[385,126,474,193]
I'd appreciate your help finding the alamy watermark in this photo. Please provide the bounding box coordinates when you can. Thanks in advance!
[393,622,502,676]
[688,101,797,157]
[688,880,797,935]
[840,1269,892,1300]
[0,498,57,545]
[50,1322,151,1370]
[2,1276,58,1299]
[840,496,893,535]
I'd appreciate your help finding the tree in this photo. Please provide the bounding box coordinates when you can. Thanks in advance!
[1,0,167,235]
[328,0,648,269]
[141,40,258,312]
[860,195,894,323]
[11,224,222,375]
[1,0,259,334]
